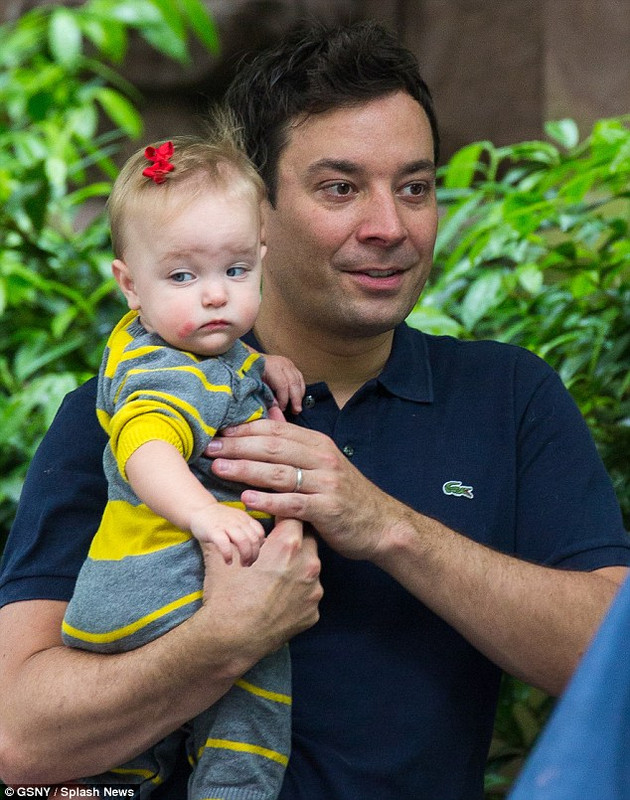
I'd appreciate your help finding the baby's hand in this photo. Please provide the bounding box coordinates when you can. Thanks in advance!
[189,504,265,566]
[263,354,305,414]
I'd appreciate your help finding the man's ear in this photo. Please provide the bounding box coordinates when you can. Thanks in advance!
[112,259,141,310]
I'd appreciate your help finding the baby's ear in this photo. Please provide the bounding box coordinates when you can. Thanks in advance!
[112,259,141,310]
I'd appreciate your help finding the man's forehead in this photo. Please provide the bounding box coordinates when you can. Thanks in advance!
[281,92,434,159]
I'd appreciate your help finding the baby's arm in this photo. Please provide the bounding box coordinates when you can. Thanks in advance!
[125,439,264,565]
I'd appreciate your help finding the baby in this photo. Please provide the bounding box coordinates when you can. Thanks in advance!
[62,117,303,799]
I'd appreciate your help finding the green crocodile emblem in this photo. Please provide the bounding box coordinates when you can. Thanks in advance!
[442,480,474,499]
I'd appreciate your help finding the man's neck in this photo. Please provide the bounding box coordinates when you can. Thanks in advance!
[254,307,394,409]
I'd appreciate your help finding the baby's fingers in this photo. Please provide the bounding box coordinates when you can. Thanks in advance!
[227,516,265,566]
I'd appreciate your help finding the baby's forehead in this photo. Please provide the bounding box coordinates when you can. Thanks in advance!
[129,176,261,227]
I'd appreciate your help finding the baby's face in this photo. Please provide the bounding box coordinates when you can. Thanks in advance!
[116,187,265,356]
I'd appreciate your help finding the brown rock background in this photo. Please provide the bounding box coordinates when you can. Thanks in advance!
[3,0,629,161]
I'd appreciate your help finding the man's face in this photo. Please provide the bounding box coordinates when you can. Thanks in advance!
[261,91,438,341]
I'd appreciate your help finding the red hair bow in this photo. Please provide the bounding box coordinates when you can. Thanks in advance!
[142,141,174,184]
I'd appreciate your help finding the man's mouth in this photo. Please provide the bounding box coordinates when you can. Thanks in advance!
[361,269,400,278]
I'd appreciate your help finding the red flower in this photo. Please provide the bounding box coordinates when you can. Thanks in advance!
[142,141,174,184]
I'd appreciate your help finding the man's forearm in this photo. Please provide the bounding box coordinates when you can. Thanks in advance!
[0,521,321,785]
[373,502,627,695]
[0,599,249,784]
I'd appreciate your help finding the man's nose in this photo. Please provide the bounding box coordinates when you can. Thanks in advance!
[356,189,407,247]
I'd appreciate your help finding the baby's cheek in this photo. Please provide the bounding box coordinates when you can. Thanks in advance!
[177,321,197,338]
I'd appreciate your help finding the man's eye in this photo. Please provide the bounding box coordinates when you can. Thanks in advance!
[400,181,431,199]
[324,182,354,197]
[171,272,195,283]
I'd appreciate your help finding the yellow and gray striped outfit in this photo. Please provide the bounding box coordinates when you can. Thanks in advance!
[62,310,291,800]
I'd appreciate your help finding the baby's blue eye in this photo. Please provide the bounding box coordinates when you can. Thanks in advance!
[227,265,247,277]
[171,271,194,283]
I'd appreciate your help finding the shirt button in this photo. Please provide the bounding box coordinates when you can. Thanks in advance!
[342,444,355,458]
[303,394,316,409]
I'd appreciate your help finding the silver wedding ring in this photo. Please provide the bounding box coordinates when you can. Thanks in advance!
[293,466,304,492]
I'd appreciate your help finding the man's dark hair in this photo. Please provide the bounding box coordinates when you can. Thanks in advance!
[224,20,440,205]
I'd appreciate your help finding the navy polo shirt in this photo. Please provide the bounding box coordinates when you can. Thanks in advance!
[1,322,629,799]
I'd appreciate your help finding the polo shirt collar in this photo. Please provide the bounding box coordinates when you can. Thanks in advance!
[376,323,434,403]
[243,322,434,404]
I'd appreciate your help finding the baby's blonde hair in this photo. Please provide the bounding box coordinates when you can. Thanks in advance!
[108,106,265,258]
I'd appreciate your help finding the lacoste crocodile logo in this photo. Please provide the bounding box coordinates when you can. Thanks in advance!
[442,480,474,499]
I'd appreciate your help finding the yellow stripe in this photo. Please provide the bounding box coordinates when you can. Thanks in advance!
[200,739,289,767]
[117,344,164,365]
[114,366,232,407]
[237,351,261,378]
[115,389,222,438]
[103,311,137,378]
[110,766,162,785]
[96,406,111,431]
[61,590,202,644]
[87,501,193,560]
[244,406,265,424]
[221,501,272,521]
[235,678,292,705]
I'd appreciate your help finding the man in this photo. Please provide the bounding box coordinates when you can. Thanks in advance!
[0,21,628,800]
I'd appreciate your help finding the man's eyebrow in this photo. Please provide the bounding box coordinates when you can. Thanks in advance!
[403,159,436,176]
[306,158,436,177]
[306,158,362,176]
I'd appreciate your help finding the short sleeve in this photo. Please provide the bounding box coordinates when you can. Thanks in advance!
[513,352,629,569]
[0,379,108,607]
[103,346,235,470]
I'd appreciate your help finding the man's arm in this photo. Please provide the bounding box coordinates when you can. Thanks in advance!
[209,419,628,696]
[0,520,321,785]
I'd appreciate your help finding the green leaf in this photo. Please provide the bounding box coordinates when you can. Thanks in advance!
[569,271,599,298]
[516,263,544,295]
[105,0,163,26]
[51,306,79,338]
[443,142,489,189]
[48,7,83,68]
[139,20,189,63]
[94,87,143,138]
[460,271,506,330]
[80,16,128,63]
[405,306,464,337]
[45,155,67,194]
[545,119,580,149]
[14,333,86,382]
[176,0,220,53]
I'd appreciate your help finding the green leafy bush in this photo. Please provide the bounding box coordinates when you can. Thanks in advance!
[410,117,630,796]
[0,0,218,546]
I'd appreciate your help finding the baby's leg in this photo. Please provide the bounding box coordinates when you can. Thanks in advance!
[187,644,292,800]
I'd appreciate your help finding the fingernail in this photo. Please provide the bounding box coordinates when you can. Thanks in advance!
[207,441,222,452]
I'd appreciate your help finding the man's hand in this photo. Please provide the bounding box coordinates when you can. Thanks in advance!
[207,418,393,561]
[200,516,323,660]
